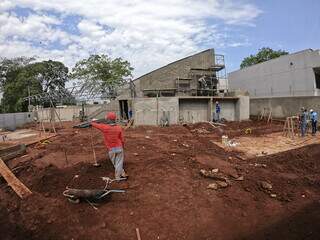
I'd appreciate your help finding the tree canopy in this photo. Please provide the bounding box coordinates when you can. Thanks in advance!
[0,58,70,113]
[0,54,133,113]
[71,54,133,98]
[240,47,289,69]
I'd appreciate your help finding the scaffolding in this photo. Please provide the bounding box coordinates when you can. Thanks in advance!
[175,53,227,96]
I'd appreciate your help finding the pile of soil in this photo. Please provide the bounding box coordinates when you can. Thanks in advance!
[0,121,319,240]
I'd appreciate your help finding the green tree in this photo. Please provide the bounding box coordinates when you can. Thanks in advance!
[71,54,133,98]
[240,47,289,69]
[30,60,69,92]
[0,57,35,90]
[0,58,70,112]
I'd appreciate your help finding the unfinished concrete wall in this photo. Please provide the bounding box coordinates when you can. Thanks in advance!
[179,99,209,123]
[132,96,249,125]
[158,98,179,124]
[38,102,119,122]
[0,112,33,131]
[235,96,250,121]
[38,105,101,121]
[210,97,249,121]
[134,97,179,125]
[134,98,157,125]
[229,49,320,98]
[250,96,320,118]
[219,100,236,121]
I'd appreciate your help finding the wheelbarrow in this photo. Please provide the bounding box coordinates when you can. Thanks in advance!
[63,177,126,205]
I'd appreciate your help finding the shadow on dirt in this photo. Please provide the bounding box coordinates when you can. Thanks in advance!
[241,201,320,240]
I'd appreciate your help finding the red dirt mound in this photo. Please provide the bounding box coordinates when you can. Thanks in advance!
[1,121,319,240]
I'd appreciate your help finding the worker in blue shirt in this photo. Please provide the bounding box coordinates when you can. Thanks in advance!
[215,101,221,122]
[300,107,308,137]
[128,109,133,120]
[310,109,318,135]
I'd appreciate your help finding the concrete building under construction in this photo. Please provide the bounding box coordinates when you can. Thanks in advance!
[31,49,249,126]
[116,49,249,125]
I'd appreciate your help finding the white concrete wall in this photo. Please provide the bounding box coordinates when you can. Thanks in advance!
[229,49,320,98]
[132,96,249,125]
[158,97,179,124]
[250,96,320,118]
[38,104,105,122]
[0,112,33,130]
[179,99,209,123]
[219,100,236,121]
[134,97,179,125]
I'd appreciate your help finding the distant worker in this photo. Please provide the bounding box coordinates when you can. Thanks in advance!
[300,107,308,137]
[215,101,221,122]
[91,112,128,179]
[310,109,318,135]
[128,108,133,120]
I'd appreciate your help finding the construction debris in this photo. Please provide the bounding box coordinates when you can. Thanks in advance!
[200,169,228,182]
[235,176,244,181]
[209,121,226,127]
[207,183,218,190]
[260,181,273,191]
[222,135,239,147]
[251,163,267,168]
[217,181,228,188]
[0,144,26,161]
[191,128,210,134]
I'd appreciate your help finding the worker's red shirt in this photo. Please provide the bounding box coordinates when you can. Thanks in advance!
[91,122,124,151]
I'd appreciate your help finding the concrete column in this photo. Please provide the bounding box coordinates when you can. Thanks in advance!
[235,96,250,121]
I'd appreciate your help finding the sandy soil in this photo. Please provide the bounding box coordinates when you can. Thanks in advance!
[1,120,320,240]
[213,132,320,158]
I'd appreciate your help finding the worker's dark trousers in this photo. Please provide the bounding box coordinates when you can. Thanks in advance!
[311,120,317,134]
[301,122,306,137]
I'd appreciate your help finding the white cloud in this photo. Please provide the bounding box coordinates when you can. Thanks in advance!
[0,0,262,77]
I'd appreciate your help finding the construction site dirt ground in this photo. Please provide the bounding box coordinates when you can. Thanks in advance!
[1,120,320,240]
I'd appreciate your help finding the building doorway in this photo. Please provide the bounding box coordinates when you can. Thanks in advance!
[119,100,129,120]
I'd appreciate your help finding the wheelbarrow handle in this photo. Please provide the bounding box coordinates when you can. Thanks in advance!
[98,189,125,199]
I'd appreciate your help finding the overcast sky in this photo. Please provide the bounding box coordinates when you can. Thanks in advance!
[0,0,319,77]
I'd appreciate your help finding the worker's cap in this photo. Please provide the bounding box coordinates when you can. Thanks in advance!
[310,109,314,112]
[216,101,219,104]
[106,112,116,120]
[301,107,305,111]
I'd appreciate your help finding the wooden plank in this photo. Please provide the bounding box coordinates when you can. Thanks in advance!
[125,119,134,130]
[208,122,218,128]
[25,134,57,146]
[0,157,32,199]
[209,121,226,127]
[136,228,141,240]
[0,144,26,161]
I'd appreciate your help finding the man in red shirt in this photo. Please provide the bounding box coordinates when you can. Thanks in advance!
[91,112,128,179]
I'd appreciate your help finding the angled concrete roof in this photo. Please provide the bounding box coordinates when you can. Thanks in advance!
[133,48,214,82]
